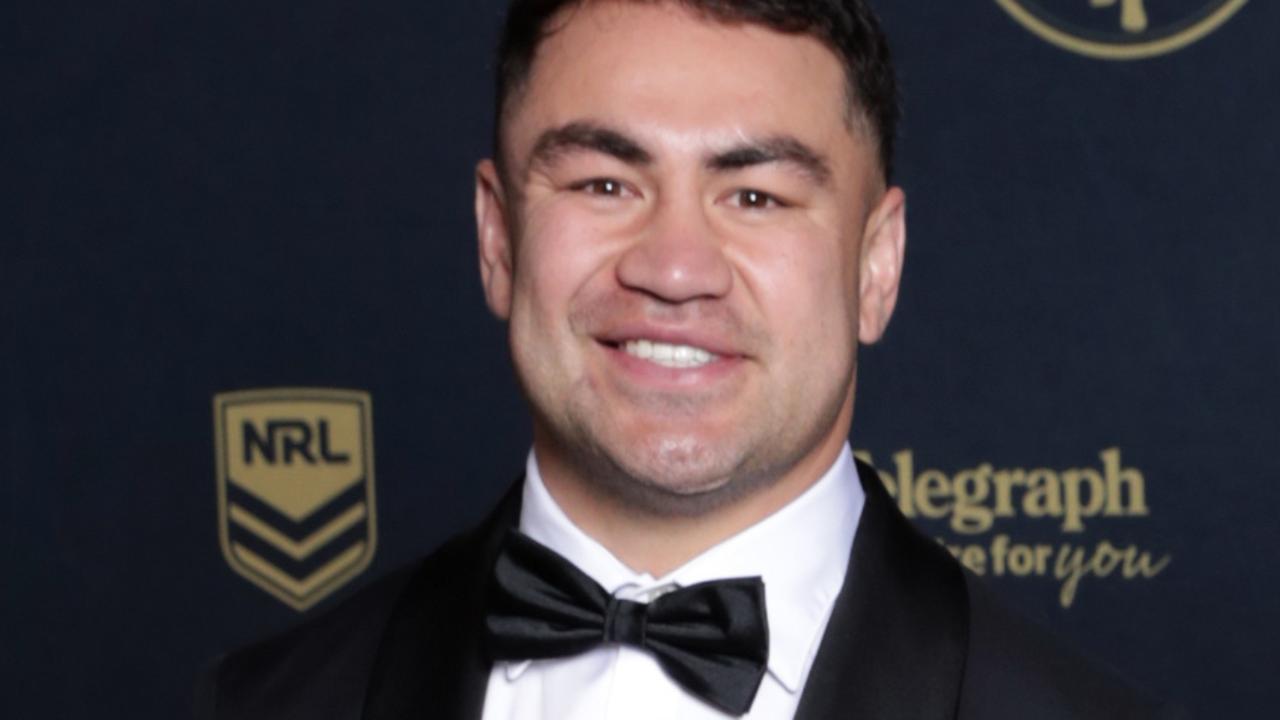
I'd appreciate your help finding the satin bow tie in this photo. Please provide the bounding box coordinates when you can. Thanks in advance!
[483,530,770,716]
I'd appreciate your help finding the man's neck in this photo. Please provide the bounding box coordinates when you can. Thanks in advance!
[534,430,851,578]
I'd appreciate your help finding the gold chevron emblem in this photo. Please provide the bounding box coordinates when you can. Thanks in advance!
[214,388,377,611]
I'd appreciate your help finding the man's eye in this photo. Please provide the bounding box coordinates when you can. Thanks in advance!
[571,178,628,197]
[731,189,784,210]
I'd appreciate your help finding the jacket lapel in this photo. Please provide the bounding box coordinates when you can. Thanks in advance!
[794,459,969,720]
[362,484,522,720]
[360,460,969,719]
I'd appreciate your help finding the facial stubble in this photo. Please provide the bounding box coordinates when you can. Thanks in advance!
[519,290,858,520]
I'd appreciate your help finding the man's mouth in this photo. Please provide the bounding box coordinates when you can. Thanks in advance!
[618,339,721,369]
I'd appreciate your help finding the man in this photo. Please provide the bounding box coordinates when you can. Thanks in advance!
[197,1,1177,717]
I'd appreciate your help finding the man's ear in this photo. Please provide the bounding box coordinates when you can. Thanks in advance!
[475,159,514,320]
[857,186,906,344]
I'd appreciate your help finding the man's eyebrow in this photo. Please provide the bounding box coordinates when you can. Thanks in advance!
[528,121,654,168]
[707,136,832,186]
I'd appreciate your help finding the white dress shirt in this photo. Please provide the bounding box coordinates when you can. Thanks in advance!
[481,445,865,720]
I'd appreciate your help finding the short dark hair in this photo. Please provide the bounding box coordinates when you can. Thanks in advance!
[494,0,900,182]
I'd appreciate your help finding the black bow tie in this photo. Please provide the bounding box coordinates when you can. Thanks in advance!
[483,530,770,716]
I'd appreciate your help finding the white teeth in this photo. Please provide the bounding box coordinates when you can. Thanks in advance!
[621,339,718,368]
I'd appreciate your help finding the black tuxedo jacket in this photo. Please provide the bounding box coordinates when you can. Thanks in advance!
[196,461,1181,719]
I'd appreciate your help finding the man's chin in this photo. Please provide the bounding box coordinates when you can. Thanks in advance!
[585,443,769,518]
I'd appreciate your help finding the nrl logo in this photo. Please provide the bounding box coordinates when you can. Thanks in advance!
[214,388,376,611]
[996,0,1248,59]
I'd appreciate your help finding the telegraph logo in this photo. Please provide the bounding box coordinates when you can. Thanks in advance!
[857,448,1172,609]
[996,0,1248,59]
[214,388,376,611]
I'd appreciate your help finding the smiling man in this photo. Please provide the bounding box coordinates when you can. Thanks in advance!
[475,0,901,581]
[196,2,1176,718]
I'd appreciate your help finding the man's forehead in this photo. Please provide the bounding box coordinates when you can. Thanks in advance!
[509,3,852,135]
[531,0,844,73]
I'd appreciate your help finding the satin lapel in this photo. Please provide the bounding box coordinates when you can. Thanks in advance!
[362,483,522,720]
[794,459,968,720]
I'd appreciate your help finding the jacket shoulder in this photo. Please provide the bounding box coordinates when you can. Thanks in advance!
[957,573,1185,720]
[196,536,474,720]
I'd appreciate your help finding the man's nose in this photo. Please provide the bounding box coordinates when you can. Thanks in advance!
[614,196,733,303]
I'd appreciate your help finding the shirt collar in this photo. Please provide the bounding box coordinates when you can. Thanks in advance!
[509,445,864,693]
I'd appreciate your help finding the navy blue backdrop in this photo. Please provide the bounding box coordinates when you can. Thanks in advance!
[6,1,1278,717]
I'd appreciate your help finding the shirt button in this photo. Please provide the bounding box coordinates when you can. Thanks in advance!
[638,582,679,603]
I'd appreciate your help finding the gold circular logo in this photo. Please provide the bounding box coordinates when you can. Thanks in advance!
[996,0,1249,60]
